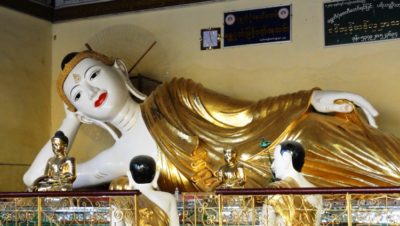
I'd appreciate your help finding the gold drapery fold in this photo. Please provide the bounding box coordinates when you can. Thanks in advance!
[267,177,318,226]
[141,77,400,192]
[137,195,170,226]
[142,78,313,192]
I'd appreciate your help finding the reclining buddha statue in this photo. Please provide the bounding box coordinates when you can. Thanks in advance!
[23,50,400,192]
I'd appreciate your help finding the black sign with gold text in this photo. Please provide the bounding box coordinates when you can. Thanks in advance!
[324,0,400,46]
[224,5,291,47]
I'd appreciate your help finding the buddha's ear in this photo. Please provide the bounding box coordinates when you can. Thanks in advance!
[152,167,160,190]
[113,59,147,101]
[113,58,128,74]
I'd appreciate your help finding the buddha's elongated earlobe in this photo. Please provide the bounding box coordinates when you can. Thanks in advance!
[114,59,147,101]
[152,166,160,190]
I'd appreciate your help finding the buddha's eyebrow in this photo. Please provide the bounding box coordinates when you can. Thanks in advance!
[69,85,79,97]
[84,65,95,78]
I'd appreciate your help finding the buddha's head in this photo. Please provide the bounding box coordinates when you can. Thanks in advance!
[51,130,69,156]
[129,155,156,184]
[271,141,305,180]
[223,148,237,164]
[57,50,145,121]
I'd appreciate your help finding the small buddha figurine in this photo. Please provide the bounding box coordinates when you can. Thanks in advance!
[29,131,76,192]
[217,148,246,189]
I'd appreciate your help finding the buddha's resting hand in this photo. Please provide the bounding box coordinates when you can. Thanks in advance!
[60,172,76,181]
[311,90,379,128]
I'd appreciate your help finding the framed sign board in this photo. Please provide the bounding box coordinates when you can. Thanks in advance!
[200,28,221,50]
[224,5,291,47]
[324,0,400,46]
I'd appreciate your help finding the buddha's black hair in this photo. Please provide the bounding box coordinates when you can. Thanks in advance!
[279,141,305,172]
[61,52,78,70]
[129,155,156,184]
[53,130,69,145]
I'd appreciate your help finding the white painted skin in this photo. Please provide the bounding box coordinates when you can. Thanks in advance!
[126,170,179,226]
[311,90,378,128]
[271,145,315,187]
[262,145,323,226]
[23,57,379,190]
[24,58,158,188]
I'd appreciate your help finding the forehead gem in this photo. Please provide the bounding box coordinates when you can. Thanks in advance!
[73,74,81,83]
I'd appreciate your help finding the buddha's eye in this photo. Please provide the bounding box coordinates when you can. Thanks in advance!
[89,70,100,81]
[74,92,81,102]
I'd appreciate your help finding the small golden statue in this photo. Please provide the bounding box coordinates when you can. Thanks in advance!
[29,131,76,192]
[216,148,246,189]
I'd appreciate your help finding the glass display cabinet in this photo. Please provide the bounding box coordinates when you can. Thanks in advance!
[0,190,139,225]
[1,188,400,225]
[180,187,400,226]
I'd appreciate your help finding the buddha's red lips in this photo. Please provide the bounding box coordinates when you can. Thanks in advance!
[95,92,108,108]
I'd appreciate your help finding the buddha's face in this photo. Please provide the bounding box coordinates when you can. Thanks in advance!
[224,149,237,163]
[271,145,291,180]
[51,138,67,156]
[63,58,130,121]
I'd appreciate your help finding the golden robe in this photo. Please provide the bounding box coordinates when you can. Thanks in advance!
[137,195,170,226]
[266,177,320,226]
[141,78,400,192]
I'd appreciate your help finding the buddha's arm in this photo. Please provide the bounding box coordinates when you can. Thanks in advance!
[237,166,246,186]
[23,113,81,186]
[216,168,223,182]
[73,148,126,188]
[60,158,77,181]
[43,160,52,177]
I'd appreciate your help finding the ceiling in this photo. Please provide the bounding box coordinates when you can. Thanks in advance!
[0,0,214,22]
[31,0,113,9]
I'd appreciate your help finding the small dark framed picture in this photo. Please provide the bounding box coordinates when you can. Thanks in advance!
[200,28,221,50]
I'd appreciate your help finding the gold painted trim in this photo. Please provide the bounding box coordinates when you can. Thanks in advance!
[38,197,42,226]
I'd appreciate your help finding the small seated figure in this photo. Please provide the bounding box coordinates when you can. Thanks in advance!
[217,148,246,189]
[29,131,76,192]
[261,141,322,226]
[127,155,179,226]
